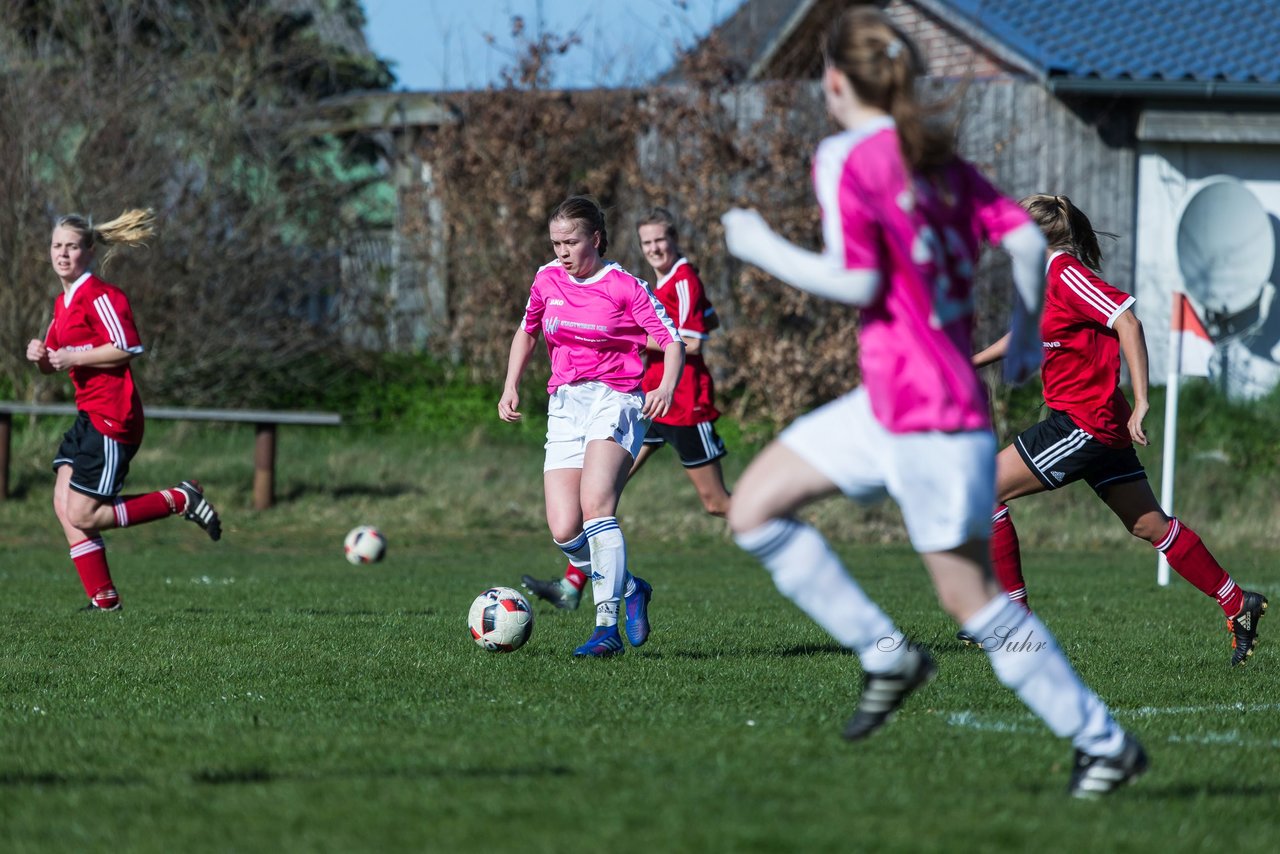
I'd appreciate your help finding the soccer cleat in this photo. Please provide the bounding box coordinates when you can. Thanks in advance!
[176,480,222,542]
[1068,734,1148,799]
[572,625,624,658]
[842,645,937,741]
[79,601,122,613]
[1228,591,1268,666]
[624,576,652,646]
[955,629,980,647]
[521,574,581,611]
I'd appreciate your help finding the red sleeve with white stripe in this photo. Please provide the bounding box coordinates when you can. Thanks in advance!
[1051,253,1135,328]
[667,261,715,340]
[94,286,146,354]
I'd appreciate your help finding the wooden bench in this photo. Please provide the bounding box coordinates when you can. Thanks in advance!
[0,403,341,510]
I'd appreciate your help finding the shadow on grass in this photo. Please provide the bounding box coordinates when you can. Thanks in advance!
[180,607,435,618]
[0,764,574,788]
[278,482,419,502]
[190,764,574,785]
[652,642,847,660]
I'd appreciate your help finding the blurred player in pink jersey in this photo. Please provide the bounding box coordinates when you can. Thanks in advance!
[26,209,222,612]
[720,7,1145,797]
[499,196,684,657]
[970,193,1267,666]
[521,206,731,611]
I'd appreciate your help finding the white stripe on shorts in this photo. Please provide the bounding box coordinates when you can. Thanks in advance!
[1026,427,1091,474]
[98,434,120,495]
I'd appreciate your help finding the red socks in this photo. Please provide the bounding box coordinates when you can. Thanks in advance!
[112,487,185,528]
[991,505,1030,611]
[1155,518,1243,616]
[70,537,118,607]
[563,562,588,591]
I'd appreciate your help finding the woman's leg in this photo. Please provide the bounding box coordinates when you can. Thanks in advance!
[989,443,1049,610]
[54,467,118,609]
[1102,479,1266,664]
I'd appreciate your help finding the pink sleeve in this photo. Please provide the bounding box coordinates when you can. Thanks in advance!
[632,282,677,348]
[520,278,544,336]
[961,161,1032,244]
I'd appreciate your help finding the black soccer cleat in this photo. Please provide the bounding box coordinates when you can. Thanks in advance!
[520,574,581,610]
[955,629,980,647]
[1068,734,1148,799]
[842,645,937,742]
[79,601,122,613]
[177,480,222,542]
[1228,591,1268,666]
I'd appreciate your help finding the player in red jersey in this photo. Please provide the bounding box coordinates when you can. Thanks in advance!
[26,209,222,612]
[970,194,1267,665]
[522,207,731,611]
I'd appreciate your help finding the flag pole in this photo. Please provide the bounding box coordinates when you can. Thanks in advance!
[1157,293,1184,587]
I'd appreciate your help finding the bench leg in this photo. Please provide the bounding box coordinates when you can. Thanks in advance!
[253,423,277,510]
[0,412,10,501]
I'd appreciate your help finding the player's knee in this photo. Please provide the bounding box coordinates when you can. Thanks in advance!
[1130,513,1170,543]
[700,491,730,517]
[64,503,98,531]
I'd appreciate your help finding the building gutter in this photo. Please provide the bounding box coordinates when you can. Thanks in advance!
[1048,77,1280,101]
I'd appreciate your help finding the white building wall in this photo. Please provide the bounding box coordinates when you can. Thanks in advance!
[1134,142,1280,398]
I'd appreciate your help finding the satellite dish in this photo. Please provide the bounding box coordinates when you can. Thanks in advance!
[1175,176,1275,341]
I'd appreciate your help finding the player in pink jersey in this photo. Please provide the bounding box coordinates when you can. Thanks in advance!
[521,207,731,612]
[26,210,222,612]
[720,7,1145,798]
[971,193,1267,666]
[499,196,684,656]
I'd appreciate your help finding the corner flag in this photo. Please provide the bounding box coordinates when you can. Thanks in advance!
[1158,292,1215,586]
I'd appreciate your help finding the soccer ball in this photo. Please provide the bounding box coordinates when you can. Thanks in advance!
[468,587,534,652]
[343,525,386,565]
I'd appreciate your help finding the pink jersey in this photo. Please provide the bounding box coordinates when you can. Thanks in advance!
[521,260,679,394]
[814,117,1032,433]
[1040,251,1136,447]
[44,272,146,443]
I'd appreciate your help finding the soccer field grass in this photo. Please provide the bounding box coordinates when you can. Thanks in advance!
[2,506,1277,853]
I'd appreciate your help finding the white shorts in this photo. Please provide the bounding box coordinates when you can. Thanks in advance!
[544,381,649,471]
[780,387,996,553]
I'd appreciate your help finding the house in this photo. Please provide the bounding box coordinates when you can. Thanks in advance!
[698,0,1280,397]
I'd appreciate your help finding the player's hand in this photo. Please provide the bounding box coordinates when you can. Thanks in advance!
[26,339,47,363]
[721,208,773,265]
[1128,400,1149,446]
[497,389,521,422]
[47,348,75,371]
[641,385,675,420]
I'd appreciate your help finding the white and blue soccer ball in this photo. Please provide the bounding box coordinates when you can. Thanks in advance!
[343,525,387,565]
[468,587,534,652]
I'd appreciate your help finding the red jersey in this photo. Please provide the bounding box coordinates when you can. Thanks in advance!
[45,273,146,443]
[1039,252,1136,447]
[641,258,720,426]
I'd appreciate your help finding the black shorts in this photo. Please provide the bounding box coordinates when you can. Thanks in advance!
[1013,409,1146,496]
[642,420,727,468]
[52,412,139,499]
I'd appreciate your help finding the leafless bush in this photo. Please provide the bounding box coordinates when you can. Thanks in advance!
[0,0,389,406]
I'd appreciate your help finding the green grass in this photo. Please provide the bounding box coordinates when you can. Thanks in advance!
[1,420,1277,853]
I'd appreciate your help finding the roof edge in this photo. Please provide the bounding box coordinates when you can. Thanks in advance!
[746,0,825,81]
[912,0,1043,79]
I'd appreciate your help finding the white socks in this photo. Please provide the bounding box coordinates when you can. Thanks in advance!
[963,596,1126,756]
[584,516,626,628]
[735,518,906,673]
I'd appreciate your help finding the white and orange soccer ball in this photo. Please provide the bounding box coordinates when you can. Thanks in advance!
[468,587,534,652]
[343,525,386,565]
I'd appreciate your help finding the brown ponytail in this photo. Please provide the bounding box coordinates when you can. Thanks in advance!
[822,6,955,172]
[1019,194,1116,272]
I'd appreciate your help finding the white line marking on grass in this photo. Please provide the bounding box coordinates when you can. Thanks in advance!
[1127,703,1280,718]
[941,706,1280,749]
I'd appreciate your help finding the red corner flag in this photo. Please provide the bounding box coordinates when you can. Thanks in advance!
[1172,292,1213,377]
